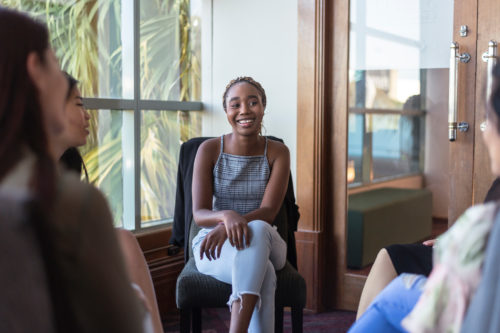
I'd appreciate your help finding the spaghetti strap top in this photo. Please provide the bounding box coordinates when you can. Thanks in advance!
[212,135,270,215]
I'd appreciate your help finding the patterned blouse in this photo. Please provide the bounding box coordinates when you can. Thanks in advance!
[402,202,498,333]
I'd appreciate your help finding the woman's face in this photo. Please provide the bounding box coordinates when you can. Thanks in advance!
[482,112,500,176]
[35,49,68,136]
[224,82,265,136]
[61,86,90,147]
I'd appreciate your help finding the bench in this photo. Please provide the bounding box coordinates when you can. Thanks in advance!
[347,187,432,268]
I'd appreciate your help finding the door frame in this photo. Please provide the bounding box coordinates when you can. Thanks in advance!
[296,0,349,311]
[296,0,483,311]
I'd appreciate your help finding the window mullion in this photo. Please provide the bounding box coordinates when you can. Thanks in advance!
[133,0,141,231]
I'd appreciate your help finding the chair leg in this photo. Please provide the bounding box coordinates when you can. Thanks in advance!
[180,309,191,333]
[291,306,303,333]
[192,307,202,333]
[275,306,284,333]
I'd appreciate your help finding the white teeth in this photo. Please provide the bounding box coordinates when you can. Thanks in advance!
[238,119,254,124]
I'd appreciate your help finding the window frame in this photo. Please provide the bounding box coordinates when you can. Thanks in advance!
[82,0,203,232]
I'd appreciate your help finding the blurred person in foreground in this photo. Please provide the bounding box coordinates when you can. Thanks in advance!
[349,63,500,333]
[0,7,151,332]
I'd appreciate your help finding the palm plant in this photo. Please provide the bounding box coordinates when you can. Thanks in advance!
[2,0,202,228]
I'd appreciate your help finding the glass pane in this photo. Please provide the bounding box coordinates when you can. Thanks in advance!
[1,0,131,99]
[140,110,201,227]
[140,0,202,101]
[347,0,453,199]
[349,69,423,110]
[371,114,424,180]
[348,113,364,185]
[81,109,130,228]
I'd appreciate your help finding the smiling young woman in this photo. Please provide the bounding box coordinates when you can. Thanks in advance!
[191,76,290,332]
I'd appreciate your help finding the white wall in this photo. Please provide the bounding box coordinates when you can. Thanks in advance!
[201,0,298,183]
[424,68,449,219]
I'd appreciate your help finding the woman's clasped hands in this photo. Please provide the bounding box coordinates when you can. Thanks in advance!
[199,210,250,260]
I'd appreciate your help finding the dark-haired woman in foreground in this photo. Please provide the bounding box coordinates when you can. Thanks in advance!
[349,64,500,333]
[0,7,148,332]
[192,77,290,332]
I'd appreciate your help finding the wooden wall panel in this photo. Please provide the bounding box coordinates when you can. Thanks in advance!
[295,231,323,311]
[343,273,366,311]
[149,255,185,315]
[137,228,184,319]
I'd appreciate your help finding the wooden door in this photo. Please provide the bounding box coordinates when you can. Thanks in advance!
[296,0,500,312]
[449,0,500,224]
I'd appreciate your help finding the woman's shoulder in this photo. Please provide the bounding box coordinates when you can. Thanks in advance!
[267,138,289,153]
[199,137,220,151]
[196,137,221,161]
[53,171,113,229]
[266,138,289,164]
[56,171,100,201]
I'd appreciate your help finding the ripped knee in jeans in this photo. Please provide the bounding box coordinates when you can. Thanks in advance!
[227,292,261,313]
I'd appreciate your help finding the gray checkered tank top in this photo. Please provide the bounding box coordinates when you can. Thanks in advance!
[212,135,270,215]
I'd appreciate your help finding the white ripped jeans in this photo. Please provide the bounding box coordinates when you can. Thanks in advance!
[192,220,287,332]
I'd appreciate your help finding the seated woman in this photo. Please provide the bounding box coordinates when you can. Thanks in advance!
[55,73,164,333]
[191,77,290,332]
[349,63,500,333]
[356,177,500,319]
[0,7,147,332]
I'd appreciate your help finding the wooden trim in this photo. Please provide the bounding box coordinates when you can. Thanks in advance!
[296,0,350,311]
[327,0,349,310]
[343,273,367,312]
[349,107,426,116]
[136,227,172,251]
[297,0,326,233]
[296,0,327,312]
[348,174,423,195]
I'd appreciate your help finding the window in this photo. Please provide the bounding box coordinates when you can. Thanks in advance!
[345,0,451,187]
[3,0,203,230]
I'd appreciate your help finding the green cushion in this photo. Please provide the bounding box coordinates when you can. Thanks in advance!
[347,187,432,268]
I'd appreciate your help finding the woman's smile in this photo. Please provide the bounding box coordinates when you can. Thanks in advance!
[236,118,256,128]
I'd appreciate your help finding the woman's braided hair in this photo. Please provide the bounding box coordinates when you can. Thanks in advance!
[222,76,266,110]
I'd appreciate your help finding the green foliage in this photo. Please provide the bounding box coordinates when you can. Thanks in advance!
[2,0,202,228]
